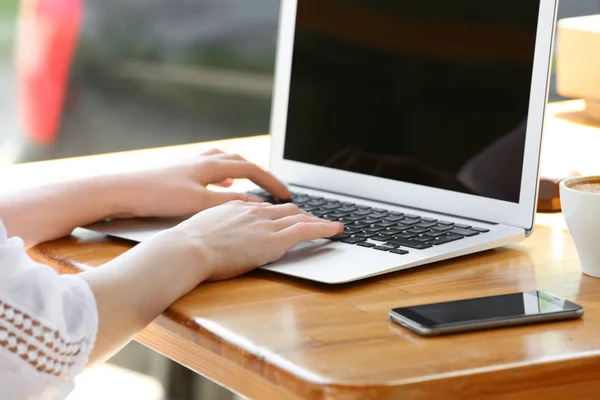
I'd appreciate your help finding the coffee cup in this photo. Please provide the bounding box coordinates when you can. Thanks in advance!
[560,176,600,278]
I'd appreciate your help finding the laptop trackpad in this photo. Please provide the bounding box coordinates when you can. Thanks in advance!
[280,239,338,263]
[289,238,330,251]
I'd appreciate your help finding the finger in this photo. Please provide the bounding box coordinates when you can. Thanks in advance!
[203,191,265,208]
[203,160,291,199]
[262,203,306,220]
[216,153,246,161]
[201,148,225,156]
[272,214,326,230]
[275,221,344,247]
[213,178,234,188]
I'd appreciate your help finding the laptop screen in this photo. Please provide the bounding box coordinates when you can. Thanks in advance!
[283,0,542,204]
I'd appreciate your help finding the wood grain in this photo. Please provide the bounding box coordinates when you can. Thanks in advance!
[21,102,600,398]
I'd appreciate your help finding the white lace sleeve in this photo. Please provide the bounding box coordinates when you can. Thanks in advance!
[0,220,98,400]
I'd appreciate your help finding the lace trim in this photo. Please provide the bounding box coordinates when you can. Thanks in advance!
[0,300,91,377]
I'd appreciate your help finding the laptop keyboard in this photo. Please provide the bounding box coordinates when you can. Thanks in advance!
[248,190,490,256]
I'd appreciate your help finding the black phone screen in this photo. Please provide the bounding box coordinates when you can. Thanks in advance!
[391,291,582,328]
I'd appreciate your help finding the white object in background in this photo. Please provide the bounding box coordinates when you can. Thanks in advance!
[67,363,165,400]
[560,176,600,278]
[557,15,600,122]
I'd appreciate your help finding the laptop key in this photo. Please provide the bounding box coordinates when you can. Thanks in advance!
[351,222,369,229]
[374,245,395,252]
[372,234,394,242]
[363,226,386,233]
[432,224,453,232]
[404,214,421,219]
[329,234,350,241]
[448,228,479,237]
[338,206,358,213]
[353,209,372,216]
[291,192,309,198]
[384,228,403,235]
[390,249,409,255]
[311,210,328,217]
[416,222,437,229]
[412,235,433,242]
[420,217,437,223]
[370,212,389,219]
[395,232,418,239]
[428,233,463,245]
[294,198,311,205]
[374,221,397,228]
[358,242,375,248]
[472,227,490,233]
[344,228,361,235]
[307,200,327,207]
[423,231,445,238]
[356,231,379,238]
[437,220,455,226]
[383,215,405,222]
[302,206,320,212]
[327,212,350,218]
[387,239,433,250]
[454,223,472,229]
[339,216,365,223]
[322,203,341,210]
[406,227,430,234]
[342,236,367,244]
[401,218,421,225]
[362,218,382,224]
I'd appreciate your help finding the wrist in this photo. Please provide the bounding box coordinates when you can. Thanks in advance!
[143,229,214,296]
[78,174,138,219]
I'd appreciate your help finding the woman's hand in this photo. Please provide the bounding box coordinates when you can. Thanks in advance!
[114,149,292,219]
[0,149,292,247]
[162,200,344,281]
[82,201,342,363]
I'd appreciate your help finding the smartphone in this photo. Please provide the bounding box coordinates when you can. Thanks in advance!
[389,291,583,336]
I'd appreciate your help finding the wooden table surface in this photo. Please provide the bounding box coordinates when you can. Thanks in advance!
[17,101,600,399]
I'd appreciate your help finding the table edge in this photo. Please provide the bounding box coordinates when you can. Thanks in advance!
[28,235,600,398]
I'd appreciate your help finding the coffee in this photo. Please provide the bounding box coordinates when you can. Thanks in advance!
[567,178,600,194]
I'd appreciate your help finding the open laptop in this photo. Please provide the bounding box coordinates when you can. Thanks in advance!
[87,0,557,284]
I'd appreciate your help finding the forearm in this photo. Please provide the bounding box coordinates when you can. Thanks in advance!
[79,231,210,364]
[0,175,129,247]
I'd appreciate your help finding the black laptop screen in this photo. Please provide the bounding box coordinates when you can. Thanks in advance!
[283,0,543,203]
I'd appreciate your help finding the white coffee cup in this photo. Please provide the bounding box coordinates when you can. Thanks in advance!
[560,176,600,278]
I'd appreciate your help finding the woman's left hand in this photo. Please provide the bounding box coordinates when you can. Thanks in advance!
[113,149,291,218]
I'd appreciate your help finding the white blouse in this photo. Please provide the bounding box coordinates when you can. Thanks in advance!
[0,220,98,400]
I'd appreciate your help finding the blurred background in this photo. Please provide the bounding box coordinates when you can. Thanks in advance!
[0,0,599,399]
[1,0,280,165]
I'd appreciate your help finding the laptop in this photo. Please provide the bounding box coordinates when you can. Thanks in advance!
[87,0,557,284]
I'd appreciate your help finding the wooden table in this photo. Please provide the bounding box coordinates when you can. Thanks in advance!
[15,101,600,399]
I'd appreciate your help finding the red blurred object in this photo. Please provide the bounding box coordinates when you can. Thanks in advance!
[16,0,82,144]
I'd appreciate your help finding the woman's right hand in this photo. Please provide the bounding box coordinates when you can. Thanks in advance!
[156,200,343,282]
[82,200,342,364]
